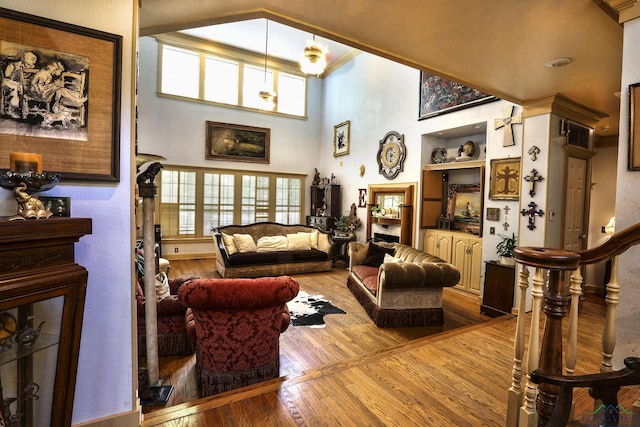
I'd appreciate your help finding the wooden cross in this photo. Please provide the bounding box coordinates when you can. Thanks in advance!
[524,169,544,197]
[494,106,522,147]
[521,201,544,230]
[502,205,510,230]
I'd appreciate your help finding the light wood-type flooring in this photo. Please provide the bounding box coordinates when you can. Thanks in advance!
[140,259,635,426]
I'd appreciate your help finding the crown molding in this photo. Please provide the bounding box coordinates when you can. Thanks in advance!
[604,0,640,22]
[522,94,607,128]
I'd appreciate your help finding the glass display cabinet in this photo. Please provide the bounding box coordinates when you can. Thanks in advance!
[0,217,91,427]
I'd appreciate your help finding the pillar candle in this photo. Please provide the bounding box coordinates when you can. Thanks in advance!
[10,152,42,173]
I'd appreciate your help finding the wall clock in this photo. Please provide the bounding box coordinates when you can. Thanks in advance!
[377,131,406,179]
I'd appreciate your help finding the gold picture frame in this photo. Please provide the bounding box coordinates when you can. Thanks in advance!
[0,8,122,182]
[333,120,350,157]
[629,83,640,171]
[489,157,521,201]
[447,183,482,233]
[205,121,270,164]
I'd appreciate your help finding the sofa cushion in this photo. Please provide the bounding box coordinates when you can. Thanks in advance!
[222,233,238,255]
[256,235,289,252]
[287,233,311,251]
[298,230,319,249]
[362,242,395,267]
[234,234,257,253]
[226,249,328,267]
[383,253,403,264]
[351,265,379,295]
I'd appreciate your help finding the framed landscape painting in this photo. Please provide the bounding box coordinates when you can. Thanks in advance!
[206,121,270,164]
[419,72,497,120]
[447,183,482,233]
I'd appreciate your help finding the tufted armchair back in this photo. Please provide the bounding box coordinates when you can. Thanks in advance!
[178,276,299,396]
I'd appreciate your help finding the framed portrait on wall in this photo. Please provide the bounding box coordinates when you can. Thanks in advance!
[334,120,350,157]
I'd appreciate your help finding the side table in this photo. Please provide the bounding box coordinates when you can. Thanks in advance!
[330,233,356,267]
[481,260,515,317]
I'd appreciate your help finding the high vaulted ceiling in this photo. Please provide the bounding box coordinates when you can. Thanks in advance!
[139,0,625,137]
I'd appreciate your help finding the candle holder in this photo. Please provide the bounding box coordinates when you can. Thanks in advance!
[0,170,60,220]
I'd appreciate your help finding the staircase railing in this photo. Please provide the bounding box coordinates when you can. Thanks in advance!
[506,222,640,426]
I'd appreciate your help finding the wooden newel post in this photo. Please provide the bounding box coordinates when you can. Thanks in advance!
[513,247,580,427]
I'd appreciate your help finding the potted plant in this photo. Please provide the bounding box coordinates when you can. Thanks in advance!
[496,233,517,265]
[334,215,350,236]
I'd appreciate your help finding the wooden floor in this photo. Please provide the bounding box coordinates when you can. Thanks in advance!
[141,259,635,426]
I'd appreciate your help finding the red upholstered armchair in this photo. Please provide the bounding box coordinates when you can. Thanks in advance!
[178,276,299,397]
[136,276,198,356]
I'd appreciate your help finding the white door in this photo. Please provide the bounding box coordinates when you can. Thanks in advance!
[564,156,588,251]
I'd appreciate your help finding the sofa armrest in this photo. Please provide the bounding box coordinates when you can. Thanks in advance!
[379,261,460,289]
[212,232,230,265]
[348,241,368,269]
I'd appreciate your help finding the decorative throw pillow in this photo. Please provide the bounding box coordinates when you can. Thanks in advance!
[257,235,289,252]
[155,272,170,301]
[221,232,238,255]
[233,234,257,253]
[287,233,311,251]
[383,253,403,264]
[298,231,319,249]
[362,242,395,267]
[317,232,332,253]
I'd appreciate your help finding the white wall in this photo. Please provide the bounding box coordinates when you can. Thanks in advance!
[137,36,325,255]
[614,16,640,368]
[0,0,135,424]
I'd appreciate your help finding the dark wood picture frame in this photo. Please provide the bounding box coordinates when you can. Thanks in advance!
[205,121,270,164]
[447,183,482,233]
[489,157,521,201]
[419,72,497,120]
[629,83,640,171]
[0,8,122,182]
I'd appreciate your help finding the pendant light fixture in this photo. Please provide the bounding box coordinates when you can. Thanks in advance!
[258,19,276,109]
[300,34,328,76]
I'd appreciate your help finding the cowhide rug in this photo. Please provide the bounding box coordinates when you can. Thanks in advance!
[288,290,346,328]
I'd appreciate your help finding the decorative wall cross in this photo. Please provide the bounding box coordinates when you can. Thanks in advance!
[521,201,544,230]
[524,169,544,197]
[528,145,540,161]
[494,106,522,147]
[503,205,510,230]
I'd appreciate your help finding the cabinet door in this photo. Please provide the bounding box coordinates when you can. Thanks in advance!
[467,237,483,294]
[424,230,437,256]
[436,233,453,262]
[451,236,468,289]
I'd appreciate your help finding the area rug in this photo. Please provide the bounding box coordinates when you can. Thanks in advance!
[288,290,346,328]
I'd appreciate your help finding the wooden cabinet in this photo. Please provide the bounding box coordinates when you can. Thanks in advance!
[424,229,482,295]
[423,229,452,262]
[451,234,483,295]
[307,184,340,231]
[0,217,91,427]
[421,160,485,235]
[481,261,516,317]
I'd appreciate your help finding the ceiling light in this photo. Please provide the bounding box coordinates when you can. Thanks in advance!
[259,20,276,110]
[300,35,328,76]
[545,57,572,68]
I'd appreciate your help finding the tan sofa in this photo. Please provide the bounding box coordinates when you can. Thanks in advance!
[347,241,460,327]
[213,222,333,278]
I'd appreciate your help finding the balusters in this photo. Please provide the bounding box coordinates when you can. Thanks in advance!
[566,268,583,376]
[601,256,619,373]
[519,266,545,426]
[507,264,529,427]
